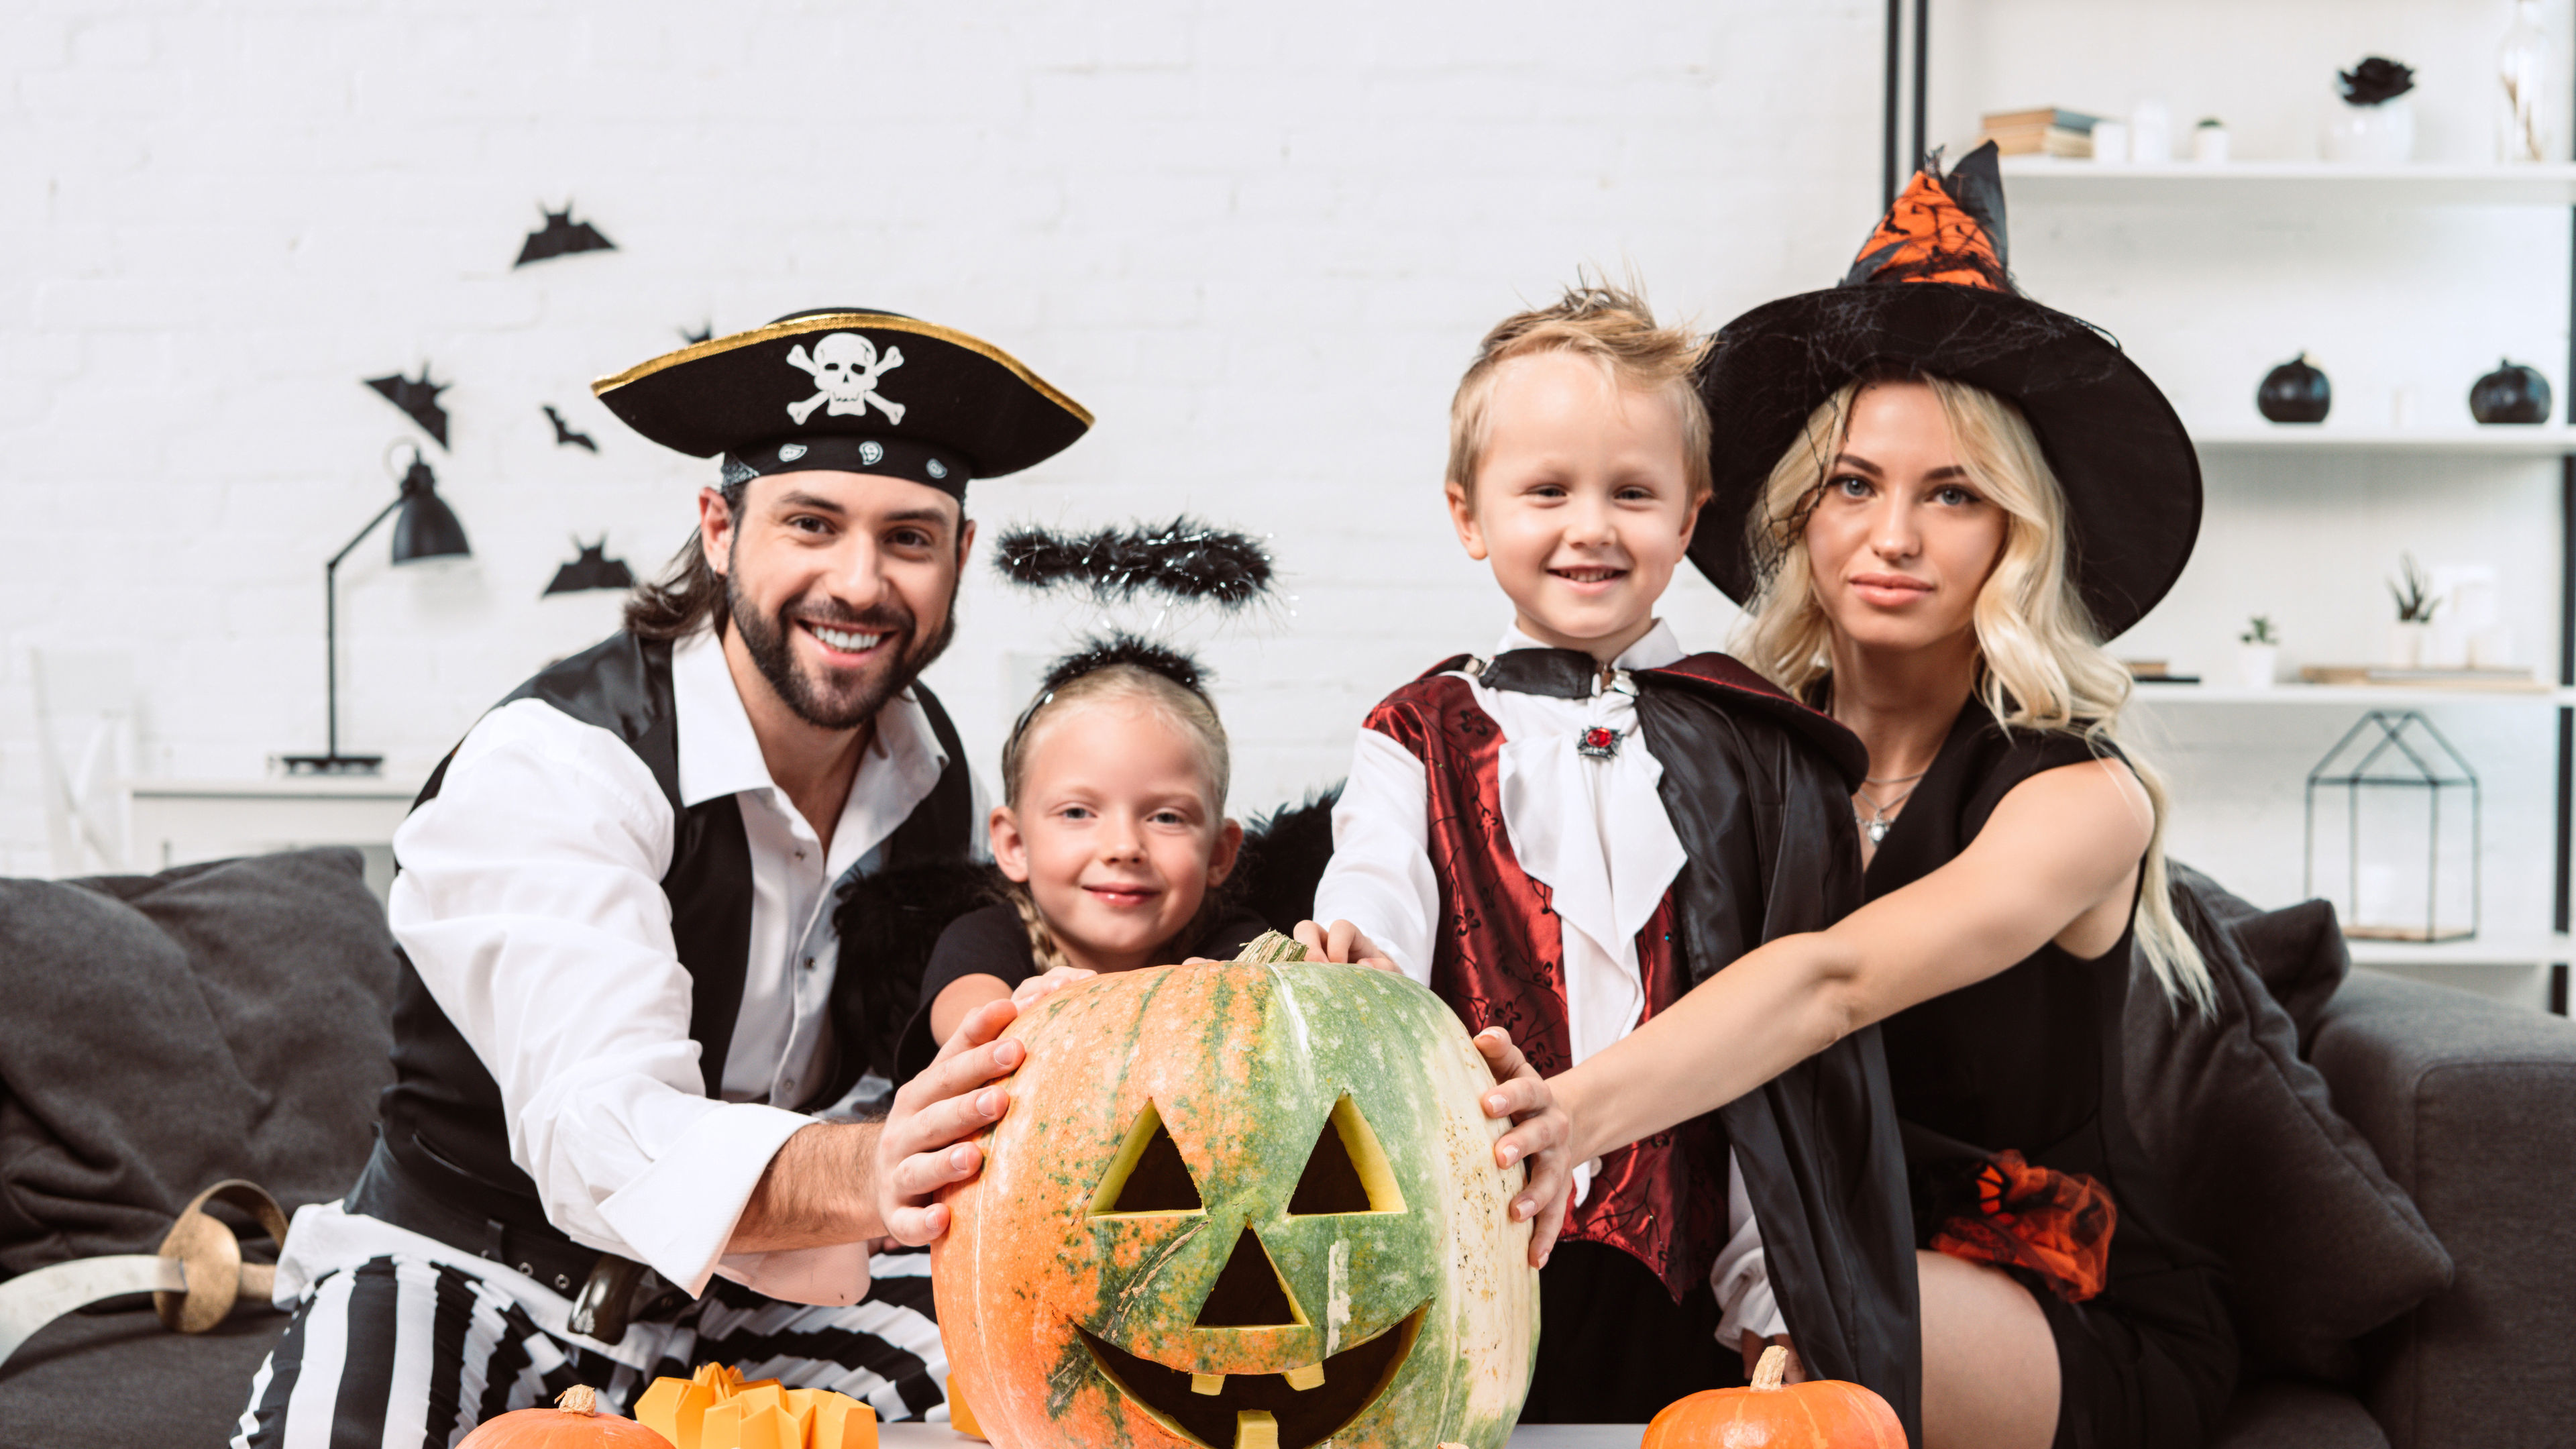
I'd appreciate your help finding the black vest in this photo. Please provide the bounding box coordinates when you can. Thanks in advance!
[376,632,973,1212]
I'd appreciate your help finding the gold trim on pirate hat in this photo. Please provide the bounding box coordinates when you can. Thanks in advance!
[592,308,1093,499]
[1693,143,2200,640]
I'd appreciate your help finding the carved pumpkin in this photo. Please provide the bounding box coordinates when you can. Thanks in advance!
[933,937,1538,1449]
[457,1387,670,1448]
[1640,1347,1904,1449]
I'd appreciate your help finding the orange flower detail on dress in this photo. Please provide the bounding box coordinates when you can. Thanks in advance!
[1843,166,2011,293]
[1928,1148,2117,1303]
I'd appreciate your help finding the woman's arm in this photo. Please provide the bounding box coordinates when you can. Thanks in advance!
[1544,756,2153,1164]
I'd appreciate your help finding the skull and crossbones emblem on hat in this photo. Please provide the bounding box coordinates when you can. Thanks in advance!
[784,332,907,426]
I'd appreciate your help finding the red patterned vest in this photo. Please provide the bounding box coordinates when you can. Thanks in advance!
[1363,664,1725,1300]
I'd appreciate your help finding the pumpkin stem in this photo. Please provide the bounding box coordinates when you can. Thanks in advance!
[1232,930,1309,965]
[555,1385,600,1416]
[1752,1345,1788,1392]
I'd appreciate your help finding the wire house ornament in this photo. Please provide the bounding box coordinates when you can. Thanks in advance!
[2303,710,2481,943]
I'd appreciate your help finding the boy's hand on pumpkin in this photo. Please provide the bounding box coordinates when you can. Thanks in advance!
[1291,918,1397,971]
[1472,1026,1572,1267]
[875,997,1026,1246]
[1012,965,1093,1009]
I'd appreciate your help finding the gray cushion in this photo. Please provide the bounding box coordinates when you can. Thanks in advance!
[0,1305,282,1449]
[0,847,399,1272]
[2210,1379,2389,1449]
[2127,866,2452,1381]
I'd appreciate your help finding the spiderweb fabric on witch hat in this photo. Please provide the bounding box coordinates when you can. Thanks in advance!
[1694,142,2200,641]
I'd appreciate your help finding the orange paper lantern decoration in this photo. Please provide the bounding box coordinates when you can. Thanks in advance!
[632,1364,879,1449]
[1640,1348,1904,1449]
[457,1386,671,1448]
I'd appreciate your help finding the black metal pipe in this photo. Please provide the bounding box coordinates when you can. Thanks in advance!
[1883,0,1902,208]
[1909,0,1929,171]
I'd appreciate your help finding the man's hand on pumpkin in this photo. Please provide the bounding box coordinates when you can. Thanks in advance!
[875,996,1026,1246]
[1473,1026,1572,1268]
[1291,918,1396,971]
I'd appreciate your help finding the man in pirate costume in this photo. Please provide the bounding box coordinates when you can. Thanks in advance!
[1313,286,1921,1436]
[234,311,1091,1447]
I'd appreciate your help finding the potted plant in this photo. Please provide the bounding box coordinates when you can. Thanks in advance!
[2325,56,2416,164]
[2388,553,2439,667]
[2238,615,2282,688]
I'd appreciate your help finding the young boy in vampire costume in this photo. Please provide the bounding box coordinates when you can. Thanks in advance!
[235,311,1086,1446]
[1311,288,1920,1436]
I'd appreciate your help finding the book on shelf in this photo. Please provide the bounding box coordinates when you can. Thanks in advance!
[1979,107,2098,158]
[2296,664,2546,690]
[1982,107,2100,133]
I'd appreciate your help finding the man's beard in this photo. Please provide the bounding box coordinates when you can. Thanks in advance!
[727,569,958,732]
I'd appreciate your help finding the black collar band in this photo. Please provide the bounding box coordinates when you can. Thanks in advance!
[1478,648,1603,699]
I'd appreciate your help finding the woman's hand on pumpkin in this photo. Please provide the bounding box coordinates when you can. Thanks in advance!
[1291,918,1397,971]
[1472,1026,1572,1267]
[1012,964,1093,1009]
[875,996,1026,1246]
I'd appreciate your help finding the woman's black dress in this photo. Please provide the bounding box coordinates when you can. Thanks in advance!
[1870,707,2235,1449]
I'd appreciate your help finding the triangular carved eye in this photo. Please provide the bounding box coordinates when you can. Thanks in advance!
[1287,1094,1405,1215]
[1091,1100,1204,1216]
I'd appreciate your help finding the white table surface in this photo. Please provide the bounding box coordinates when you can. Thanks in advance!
[875,1428,1643,1449]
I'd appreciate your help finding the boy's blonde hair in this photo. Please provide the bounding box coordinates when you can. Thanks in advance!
[1446,282,1714,504]
[1734,374,2214,1013]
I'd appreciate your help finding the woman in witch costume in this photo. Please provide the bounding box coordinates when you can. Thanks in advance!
[1516,144,2234,1449]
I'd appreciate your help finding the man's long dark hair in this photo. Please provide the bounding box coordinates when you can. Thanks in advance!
[623,480,746,641]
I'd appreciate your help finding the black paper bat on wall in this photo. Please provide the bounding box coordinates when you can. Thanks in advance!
[543,539,637,596]
[541,405,598,452]
[515,203,616,267]
[679,321,714,344]
[365,366,449,449]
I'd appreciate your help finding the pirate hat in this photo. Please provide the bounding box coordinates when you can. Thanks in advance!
[1693,142,2199,639]
[591,308,1092,499]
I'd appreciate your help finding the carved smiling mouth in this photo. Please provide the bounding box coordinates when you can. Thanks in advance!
[1077,1305,1426,1449]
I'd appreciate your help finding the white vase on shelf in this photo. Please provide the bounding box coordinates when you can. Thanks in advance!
[2236,642,2281,689]
[2501,0,2555,162]
[2325,94,2415,164]
[2389,621,2430,669]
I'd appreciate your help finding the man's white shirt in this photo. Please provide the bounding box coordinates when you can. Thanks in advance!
[1311,619,1784,1344]
[278,627,983,1344]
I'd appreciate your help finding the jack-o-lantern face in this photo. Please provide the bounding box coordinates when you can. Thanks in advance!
[933,955,1538,1449]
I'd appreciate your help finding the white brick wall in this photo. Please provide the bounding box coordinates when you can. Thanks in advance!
[0,0,1881,873]
[3,0,2569,1010]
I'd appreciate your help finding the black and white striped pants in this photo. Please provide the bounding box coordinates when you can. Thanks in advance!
[231,1250,946,1448]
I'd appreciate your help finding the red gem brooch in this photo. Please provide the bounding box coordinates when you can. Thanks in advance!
[1577,725,1623,759]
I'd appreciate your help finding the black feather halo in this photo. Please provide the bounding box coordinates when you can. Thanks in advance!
[994,517,1275,608]
[1038,633,1211,698]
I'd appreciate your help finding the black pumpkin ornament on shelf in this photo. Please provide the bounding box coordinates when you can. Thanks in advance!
[2257,352,2332,423]
[2469,359,2552,424]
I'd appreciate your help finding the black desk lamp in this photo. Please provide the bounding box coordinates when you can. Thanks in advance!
[278,449,470,775]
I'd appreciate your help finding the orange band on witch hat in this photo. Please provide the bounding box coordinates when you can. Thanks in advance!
[1841,146,2013,294]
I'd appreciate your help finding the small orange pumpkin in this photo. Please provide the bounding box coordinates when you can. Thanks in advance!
[1640,1347,1904,1449]
[457,1386,671,1448]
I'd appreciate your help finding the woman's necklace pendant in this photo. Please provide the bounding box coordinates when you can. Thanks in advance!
[1866,816,1892,845]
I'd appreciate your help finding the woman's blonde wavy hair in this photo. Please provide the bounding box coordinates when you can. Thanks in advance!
[1734,374,2214,1012]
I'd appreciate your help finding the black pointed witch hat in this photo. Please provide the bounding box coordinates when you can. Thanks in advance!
[1693,142,2199,640]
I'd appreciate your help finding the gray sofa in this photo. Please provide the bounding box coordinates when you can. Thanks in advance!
[1,850,2571,1448]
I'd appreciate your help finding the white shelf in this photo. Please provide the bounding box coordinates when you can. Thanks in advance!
[2129,683,2571,706]
[2191,426,2575,457]
[2348,935,2571,969]
[1999,158,2576,207]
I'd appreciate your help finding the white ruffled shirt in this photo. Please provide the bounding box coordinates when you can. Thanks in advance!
[1313,620,1783,1344]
